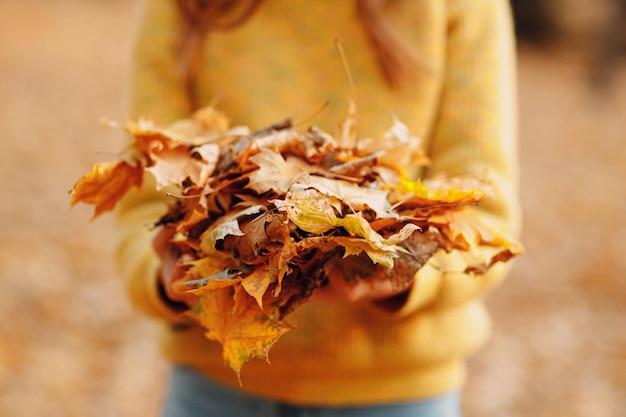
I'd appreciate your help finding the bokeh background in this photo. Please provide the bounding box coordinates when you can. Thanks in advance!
[1,1,625,416]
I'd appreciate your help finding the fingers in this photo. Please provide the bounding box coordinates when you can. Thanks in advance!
[161,253,198,307]
[153,226,197,308]
[317,265,405,303]
[152,225,178,258]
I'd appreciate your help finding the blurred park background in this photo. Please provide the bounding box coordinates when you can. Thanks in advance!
[0,0,625,416]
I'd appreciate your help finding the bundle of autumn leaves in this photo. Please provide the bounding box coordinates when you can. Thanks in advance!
[70,105,523,377]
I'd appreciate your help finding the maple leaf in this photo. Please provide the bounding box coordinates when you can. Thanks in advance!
[146,144,204,190]
[227,212,296,295]
[273,188,339,234]
[70,160,143,218]
[251,124,300,152]
[167,106,232,144]
[186,266,249,290]
[427,209,524,274]
[464,247,520,275]
[246,149,308,194]
[223,213,273,265]
[356,116,429,172]
[396,176,491,213]
[199,205,265,256]
[330,237,398,268]
[188,285,291,379]
[428,209,482,251]
[129,131,220,191]
[330,222,418,268]
[176,208,210,235]
[386,227,445,290]
[289,126,337,164]
[240,267,272,309]
[126,106,233,146]
[266,228,298,297]
[193,143,220,174]
[307,175,395,219]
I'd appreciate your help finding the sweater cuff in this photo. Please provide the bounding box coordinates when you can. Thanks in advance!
[115,195,194,324]
[136,252,192,322]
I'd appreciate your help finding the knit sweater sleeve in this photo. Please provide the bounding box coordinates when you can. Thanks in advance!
[375,0,521,317]
[114,0,192,323]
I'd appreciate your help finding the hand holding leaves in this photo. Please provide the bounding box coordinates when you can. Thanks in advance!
[70,106,523,378]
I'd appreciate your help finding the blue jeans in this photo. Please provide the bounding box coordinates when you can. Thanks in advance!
[162,366,463,417]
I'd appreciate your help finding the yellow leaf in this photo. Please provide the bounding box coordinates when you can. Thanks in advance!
[329,223,417,268]
[398,176,490,209]
[274,189,338,234]
[188,285,291,379]
[330,236,398,268]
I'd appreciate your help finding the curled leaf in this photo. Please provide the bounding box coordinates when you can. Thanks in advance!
[70,160,143,218]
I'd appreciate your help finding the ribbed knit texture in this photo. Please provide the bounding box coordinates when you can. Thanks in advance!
[116,0,520,406]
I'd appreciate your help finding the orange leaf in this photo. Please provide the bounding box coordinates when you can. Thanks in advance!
[241,267,272,309]
[69,160,143,218]
[188,285,291,379]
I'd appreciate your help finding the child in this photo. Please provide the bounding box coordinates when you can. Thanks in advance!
[115,1,521,415]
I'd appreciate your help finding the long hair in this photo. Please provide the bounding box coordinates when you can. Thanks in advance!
[175,0,420,109]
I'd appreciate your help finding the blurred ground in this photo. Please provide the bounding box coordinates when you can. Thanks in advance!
[0,1,625,416]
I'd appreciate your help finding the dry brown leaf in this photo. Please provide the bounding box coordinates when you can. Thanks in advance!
[247,149,308,194]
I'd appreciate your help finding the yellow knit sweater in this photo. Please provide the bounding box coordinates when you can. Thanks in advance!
[116,0,520,406]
